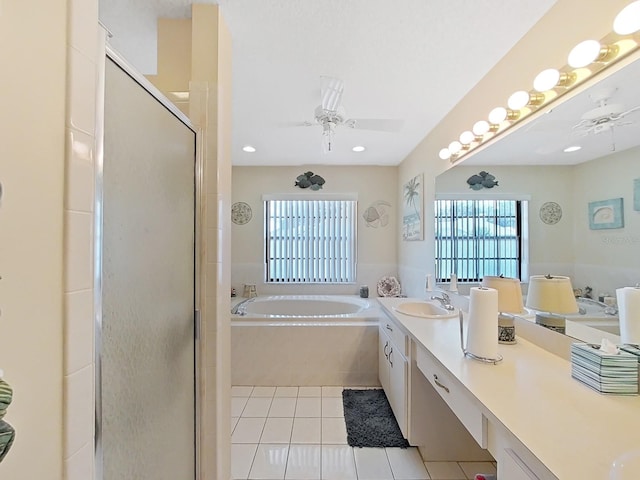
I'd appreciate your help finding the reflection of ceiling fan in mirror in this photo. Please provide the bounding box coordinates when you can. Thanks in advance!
[294,76,404,153]
[572,87,640,142]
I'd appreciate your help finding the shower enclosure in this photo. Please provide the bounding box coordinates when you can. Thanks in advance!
[97,53,197,479]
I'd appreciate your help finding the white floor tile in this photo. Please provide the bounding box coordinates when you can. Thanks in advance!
[295,397,321,417]
[321,418,348,445]
[321,445,357,480]
[269,397,297,417]
[261,417,294,444]
[321,397,344,417]
[285,444,321,479]
[353,448,394,480]
[249,444,289,479]
[458,461,496,479]
[291,418,321,444]
[232,417,267,444]
[252,386,277,397]
[321,386,343,397]
[232,386,255,397]
[243,397,273,417]
[298,386,322,397]
[232,397,250,417]
[275,386,299,397]
[386,447,429,479]
[231,443,258,480]
[424,462,466,480]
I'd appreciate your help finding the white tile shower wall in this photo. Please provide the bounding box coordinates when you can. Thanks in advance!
[64,1,100,478]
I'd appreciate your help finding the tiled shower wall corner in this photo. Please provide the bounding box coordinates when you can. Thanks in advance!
[63,0,100,478]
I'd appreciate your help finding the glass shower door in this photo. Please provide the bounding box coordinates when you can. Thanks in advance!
[100,57,196,480]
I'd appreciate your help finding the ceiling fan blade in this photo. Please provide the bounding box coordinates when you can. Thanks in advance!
[615,105,640,119]
[278,120,315,127]
[347,118,404,132]
[320,76,344,112]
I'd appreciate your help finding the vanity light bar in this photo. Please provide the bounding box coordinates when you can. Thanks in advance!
[440,1,640,164]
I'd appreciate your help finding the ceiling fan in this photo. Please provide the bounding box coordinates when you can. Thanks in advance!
[572,86,640,138]
[298,76,404,153]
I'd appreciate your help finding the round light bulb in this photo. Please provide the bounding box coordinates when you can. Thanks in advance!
[568,40,601,68]
[448,141,462,154]
[242,145,256,153]
[508,91,530,110]
[438,148,451,160]
[534,68,561,92]
[472,120,490,136]
[488,107,507,125]
[614,1,640,35]
[459,131,475,145]
[352,145,366,152]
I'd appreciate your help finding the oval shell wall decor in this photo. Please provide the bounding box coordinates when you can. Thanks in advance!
[231,202,252,225]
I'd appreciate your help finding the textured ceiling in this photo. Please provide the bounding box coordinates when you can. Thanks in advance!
[99,0,559,166]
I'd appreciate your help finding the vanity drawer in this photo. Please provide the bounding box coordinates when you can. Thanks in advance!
[381,316,408,356]
[416,346,487,448]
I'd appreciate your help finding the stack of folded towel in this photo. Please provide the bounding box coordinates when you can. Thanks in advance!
[0,371,15,463]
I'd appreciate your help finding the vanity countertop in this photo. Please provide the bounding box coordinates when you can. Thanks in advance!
[378,297,640,479]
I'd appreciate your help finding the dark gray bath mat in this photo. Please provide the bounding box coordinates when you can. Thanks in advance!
[342,388,410,448]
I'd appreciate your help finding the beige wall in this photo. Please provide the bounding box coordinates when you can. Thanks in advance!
[232,165,398,295]
[434,147,640,299]
[435,165,576,285]
[573,146,640,296]
[398,0,634,298]
[0,2,68,479]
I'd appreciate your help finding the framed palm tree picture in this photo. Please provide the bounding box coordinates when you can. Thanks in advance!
[402,173,423,241]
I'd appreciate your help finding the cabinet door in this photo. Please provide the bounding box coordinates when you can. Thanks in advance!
[388,348,408,436]
[378,327,390,392]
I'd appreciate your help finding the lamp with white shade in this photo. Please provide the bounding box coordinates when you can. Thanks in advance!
[525,274,579,334]
[482,275,525,344]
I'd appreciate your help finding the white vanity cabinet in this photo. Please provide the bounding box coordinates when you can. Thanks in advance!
[378,316,408,436]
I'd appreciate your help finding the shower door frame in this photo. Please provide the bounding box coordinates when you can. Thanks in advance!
[94,44,203,480]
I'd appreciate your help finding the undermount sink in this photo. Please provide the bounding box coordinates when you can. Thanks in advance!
[393,301,457,319]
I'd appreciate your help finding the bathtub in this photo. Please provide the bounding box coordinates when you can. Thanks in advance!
[231,295,381,386]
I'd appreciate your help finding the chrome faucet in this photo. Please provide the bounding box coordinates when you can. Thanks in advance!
[431,292,455,311]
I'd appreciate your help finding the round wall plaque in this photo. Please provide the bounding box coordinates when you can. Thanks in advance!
[231,202,252,225]
[539,201,562,225]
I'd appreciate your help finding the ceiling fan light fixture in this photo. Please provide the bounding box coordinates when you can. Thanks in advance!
[242,145,256,153]
[614,1,640,35]
[439,148,452,160]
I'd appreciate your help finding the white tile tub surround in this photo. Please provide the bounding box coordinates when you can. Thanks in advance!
[64,1,100,478]
[231,296,381,386]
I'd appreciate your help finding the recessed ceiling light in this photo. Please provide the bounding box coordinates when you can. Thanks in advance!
[352,146,366,152]
[563,145,582,153]
[242,145,256,153]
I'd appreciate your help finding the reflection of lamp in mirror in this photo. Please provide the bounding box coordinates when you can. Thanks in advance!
[525,275,578,334]
[482,275,524,344]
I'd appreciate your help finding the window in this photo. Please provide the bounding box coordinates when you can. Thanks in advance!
[265,197,357,283]
[434,199,526,282]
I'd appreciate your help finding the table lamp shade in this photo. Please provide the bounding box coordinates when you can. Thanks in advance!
[481,276,524,314]
[525,275,578,314]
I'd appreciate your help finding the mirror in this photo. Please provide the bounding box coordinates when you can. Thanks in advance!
[436,56,640,343]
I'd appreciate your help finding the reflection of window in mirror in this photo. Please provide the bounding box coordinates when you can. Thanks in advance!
[434,199,529,283]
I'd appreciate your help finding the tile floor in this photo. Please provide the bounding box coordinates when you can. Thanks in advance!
[231,386,497,480]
